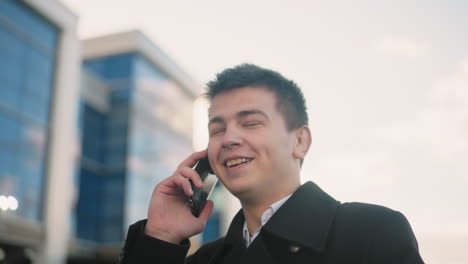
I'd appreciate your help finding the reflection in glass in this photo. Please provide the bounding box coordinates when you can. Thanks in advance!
[78,52,195,242]
[0,0,57,222]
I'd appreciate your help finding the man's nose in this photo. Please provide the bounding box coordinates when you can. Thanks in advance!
[221,126,242,148]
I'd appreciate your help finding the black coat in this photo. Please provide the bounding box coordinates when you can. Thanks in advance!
[120,181,425,263]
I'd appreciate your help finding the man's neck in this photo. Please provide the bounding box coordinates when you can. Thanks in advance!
[240,183,300,235]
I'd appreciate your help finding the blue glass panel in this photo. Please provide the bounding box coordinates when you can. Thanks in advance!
[100,215,123,243]
[78,54,142,242]
[111,87,132,103]
[24,47,53,98]
[0,112,21,145]
[20,90,49,124]
[0,0,58,53]
[17,182,41,220]
[82,60,105,76]
[10,150,42,221]
[84,54,136,107]
[76,167,103,241]
[0,27,24,110]
[0,0,57,223]
[134,55,165,80]
[0,148,14,177]
[0,26,23,59]
[19,121,46,166]
[18,45,53,124]
[0,171,21,202]
[5,120,46,221]
[105,55,133,79]
[0,73,21,110]
[81,104,107,163]
[100,176,124,242]
[77,101,85,132]
[83,53,135,80]
[15,157,42,191]
[103,176,124,215]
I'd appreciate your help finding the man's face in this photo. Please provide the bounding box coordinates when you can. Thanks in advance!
[207,86,300,200]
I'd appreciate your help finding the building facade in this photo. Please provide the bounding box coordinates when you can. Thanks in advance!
[70,31,202,263]
[0,0,80,263]
[0,2,224,263]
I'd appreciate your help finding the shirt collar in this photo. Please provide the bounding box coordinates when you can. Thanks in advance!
[242,194,293,247]
[223,182,340,252]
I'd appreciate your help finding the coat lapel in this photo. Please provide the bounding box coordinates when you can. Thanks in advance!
[205,210,244,264]
[209,181,340,264]
[262,181,340,251]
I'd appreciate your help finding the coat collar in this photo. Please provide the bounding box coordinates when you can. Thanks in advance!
[222,181,340,252]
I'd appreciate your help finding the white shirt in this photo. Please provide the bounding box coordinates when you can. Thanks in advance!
[242,194,293,247]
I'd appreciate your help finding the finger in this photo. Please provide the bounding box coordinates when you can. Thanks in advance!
[178,166,203,188]
[198,200,214,223]
[178,150,207,169]
[172,174,194,196]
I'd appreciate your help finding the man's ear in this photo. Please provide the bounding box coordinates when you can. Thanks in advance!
[293,126,312,160]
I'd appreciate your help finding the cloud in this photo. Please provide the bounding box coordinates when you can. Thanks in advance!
[425,58,468,156]
[301,151,401,204]
[372,57,468,161]
[375,36,431,57]
[302,57,468,237]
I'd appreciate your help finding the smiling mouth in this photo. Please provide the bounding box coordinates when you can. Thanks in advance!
[225,158,254,168]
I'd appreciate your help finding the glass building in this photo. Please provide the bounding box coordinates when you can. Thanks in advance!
[0,0,58,223]
[1,2,222,262]
[71,31,201,262]
[0,0,80,263]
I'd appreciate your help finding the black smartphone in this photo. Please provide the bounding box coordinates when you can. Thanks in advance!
[188,156,218,217]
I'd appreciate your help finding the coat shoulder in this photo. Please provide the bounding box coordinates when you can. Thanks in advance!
[338,202,400,221]
[334,203,423,263]
[329,201,418,256]
[329,202,397,246]
[334,201,406,235]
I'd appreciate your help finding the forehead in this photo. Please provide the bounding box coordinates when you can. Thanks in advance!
[208,86,279,118]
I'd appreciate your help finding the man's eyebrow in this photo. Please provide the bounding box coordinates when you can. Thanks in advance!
[208,109,269,126]
[208,109,270,126]
[208,116,224,126]
[237,109,269,120]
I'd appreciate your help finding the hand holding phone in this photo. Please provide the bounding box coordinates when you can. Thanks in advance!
[145,150,214,244]
[188,156,218,217]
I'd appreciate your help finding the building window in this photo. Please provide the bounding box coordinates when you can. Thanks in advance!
[0,0,58,222]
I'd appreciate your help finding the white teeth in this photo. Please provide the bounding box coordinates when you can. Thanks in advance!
[225,158,252,168]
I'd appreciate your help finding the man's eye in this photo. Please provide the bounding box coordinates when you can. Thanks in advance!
[210,128,225,135]
[244,122,259,127]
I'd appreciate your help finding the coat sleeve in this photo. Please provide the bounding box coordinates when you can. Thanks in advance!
[367,211,425,264]
[119,220,192,264]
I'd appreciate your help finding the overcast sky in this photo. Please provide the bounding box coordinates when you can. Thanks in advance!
[61,0,468,262]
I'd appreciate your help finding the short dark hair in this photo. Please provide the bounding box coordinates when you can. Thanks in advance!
[205,64,308,130]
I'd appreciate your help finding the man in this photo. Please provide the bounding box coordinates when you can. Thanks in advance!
[120,64,425,263]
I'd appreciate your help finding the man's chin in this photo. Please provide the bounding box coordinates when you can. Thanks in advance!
[225,182,261,201]
[224,181,250,196]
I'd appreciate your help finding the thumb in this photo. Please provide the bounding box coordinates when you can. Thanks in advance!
[198,200,214,223]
